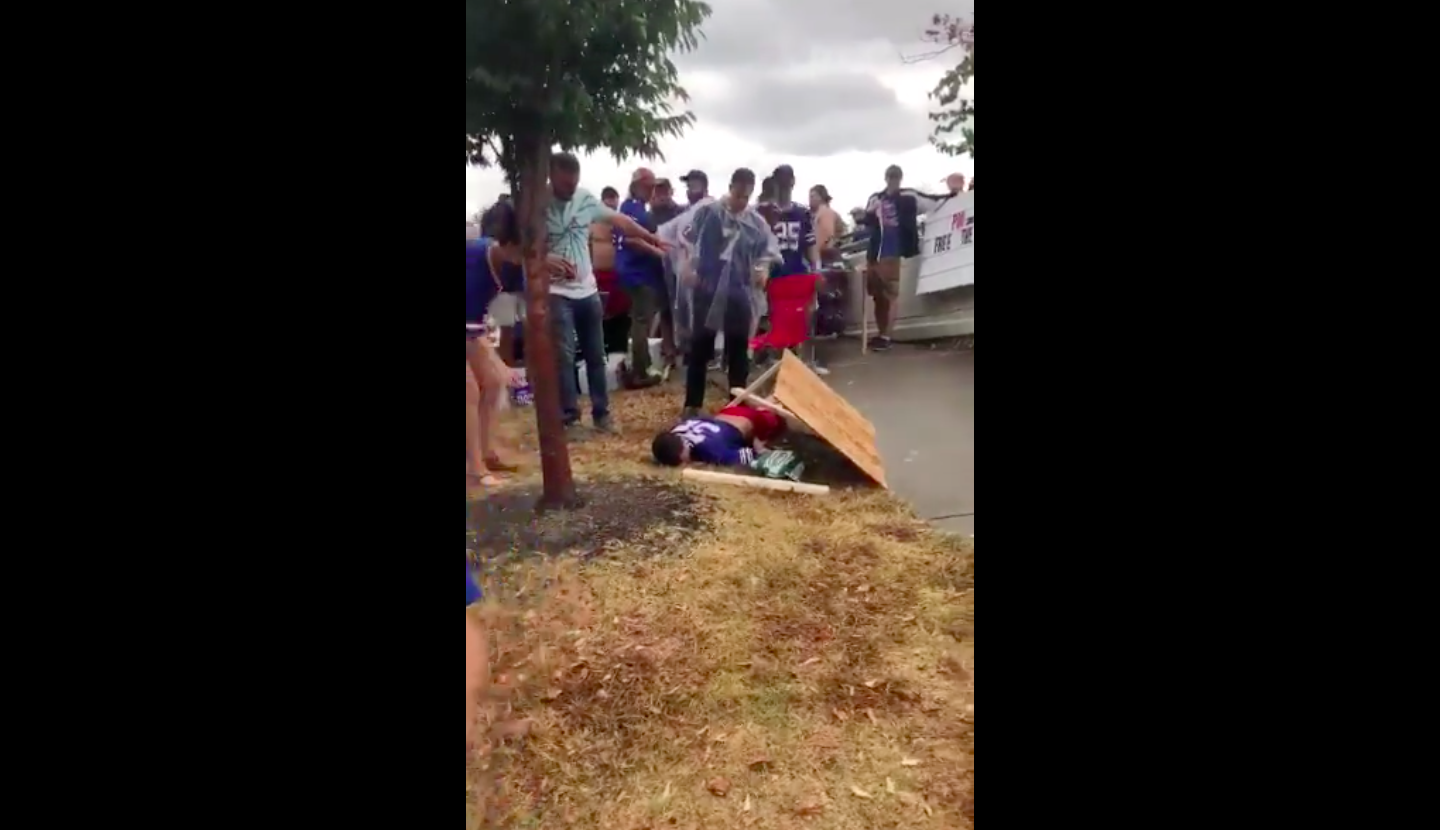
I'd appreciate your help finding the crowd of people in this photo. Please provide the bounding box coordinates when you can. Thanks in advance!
[466,156,974,751]
[464,153,970,494]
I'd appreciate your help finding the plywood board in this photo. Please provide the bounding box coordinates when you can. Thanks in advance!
[772,352,887,488]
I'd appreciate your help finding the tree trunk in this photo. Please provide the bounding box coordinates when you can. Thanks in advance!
[515,145,577,509]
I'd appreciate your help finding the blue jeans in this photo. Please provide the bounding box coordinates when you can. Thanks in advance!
[551,292,609,423]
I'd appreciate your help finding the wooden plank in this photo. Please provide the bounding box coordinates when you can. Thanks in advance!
[729,388,798,420]
[771,352,887,488]
[683,468,831,496]
[728,388,812,436]
[727,361,781,408]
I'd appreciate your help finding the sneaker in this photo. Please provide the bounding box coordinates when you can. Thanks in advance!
[626,369,663,390]
[592,415,618,434]
[871,336,893,352]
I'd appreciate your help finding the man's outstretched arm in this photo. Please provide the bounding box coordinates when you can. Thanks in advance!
[610,211,668,252]
[907,188,957,216]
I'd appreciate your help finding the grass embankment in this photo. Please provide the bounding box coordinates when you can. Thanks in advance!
[467,385,975,829]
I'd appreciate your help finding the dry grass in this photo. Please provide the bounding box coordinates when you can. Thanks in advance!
[468,385,974,829]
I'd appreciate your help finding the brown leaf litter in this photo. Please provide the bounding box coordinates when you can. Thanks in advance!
[466,382,974,829]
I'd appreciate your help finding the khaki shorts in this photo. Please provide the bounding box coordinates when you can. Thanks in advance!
[866,258,902,300]
[489,292,525,327]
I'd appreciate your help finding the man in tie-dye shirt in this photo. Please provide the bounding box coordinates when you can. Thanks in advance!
[546,152,668,431]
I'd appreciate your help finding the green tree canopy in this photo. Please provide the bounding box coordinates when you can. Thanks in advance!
[465,0,712,179]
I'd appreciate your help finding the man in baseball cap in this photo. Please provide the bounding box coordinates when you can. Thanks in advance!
[680,170,709,205]
[617,167,666,387]
[862,164,955,350]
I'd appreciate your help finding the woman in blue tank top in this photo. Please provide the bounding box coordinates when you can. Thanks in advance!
[466,203,526,494]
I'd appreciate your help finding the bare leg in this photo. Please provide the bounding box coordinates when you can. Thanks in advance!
[465,348,490,494]
[468,340,515,472]
[466,612,488,749]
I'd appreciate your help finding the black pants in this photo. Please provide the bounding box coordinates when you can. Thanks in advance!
[685,291,753,409]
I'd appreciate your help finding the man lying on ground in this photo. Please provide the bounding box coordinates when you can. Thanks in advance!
[651,404,787,468]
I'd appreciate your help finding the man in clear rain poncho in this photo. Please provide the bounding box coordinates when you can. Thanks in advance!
[657,171,716,368]
[662,168,780,418]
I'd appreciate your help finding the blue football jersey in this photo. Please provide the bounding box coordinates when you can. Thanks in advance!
[764,202,816,277]
[671,417,756,467]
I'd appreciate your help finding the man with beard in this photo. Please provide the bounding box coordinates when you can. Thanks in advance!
[680,169,709,206]
[547,153,667,431]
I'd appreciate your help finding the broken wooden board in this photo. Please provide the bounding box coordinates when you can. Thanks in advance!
[771,351,888,488]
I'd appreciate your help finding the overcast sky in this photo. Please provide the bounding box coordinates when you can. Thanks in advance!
[465,0,975,219]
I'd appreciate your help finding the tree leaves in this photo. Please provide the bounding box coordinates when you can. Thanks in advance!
[920,13,975,159]
[463,0,713,505]
[464,0,713,173]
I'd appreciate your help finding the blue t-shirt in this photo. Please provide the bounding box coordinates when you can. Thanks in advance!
[465,239,524,325]
[874,194,902,259]
[671,417,756,467]
[614,197,662,289]
[767,202,816,278]
[466,564,481,606]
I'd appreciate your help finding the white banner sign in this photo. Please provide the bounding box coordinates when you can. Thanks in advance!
[917,192,975,295]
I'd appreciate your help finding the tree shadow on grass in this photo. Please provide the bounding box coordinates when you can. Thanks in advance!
[467,476,708,570]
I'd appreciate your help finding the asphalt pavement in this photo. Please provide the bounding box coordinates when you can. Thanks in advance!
[815,339,975,535]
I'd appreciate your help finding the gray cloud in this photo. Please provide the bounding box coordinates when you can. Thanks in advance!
[698,71,927,156]
[680,0,975,69]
